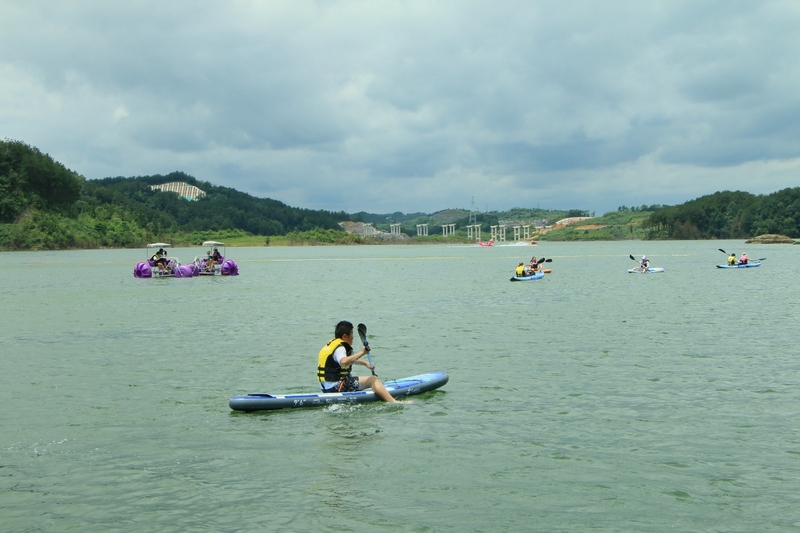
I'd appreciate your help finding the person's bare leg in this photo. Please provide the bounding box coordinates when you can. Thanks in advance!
[358,376,406,403]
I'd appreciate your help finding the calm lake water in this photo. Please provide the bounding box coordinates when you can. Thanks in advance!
[2,240,799,532]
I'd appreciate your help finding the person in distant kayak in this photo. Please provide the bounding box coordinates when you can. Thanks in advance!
[528,256,539,274]
[639,255,650,271]
[317,320,397,403]
[727,253,737,266]
[515,263,526,277]
[739,253,748,265]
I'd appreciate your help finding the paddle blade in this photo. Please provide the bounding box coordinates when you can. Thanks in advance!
[629,255,636,261]
[537,257,546,264]
[544,258,552,262]
[357,323,368,346]
[357,323,376,375]
[718,248,727,254]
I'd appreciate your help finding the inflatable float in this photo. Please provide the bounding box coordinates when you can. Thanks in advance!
[229,371,449,411]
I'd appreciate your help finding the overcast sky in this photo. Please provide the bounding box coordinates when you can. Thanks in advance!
[2,1,799,215]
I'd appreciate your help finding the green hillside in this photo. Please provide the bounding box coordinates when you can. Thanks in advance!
[3,139,798,250]
[0,140,351,250]
[645,189,800,239]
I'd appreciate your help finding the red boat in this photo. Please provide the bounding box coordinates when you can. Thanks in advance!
[477,238,494,247]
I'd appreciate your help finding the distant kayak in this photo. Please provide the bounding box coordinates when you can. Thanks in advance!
[716,262,762,269]
[628,267,665,273]
[229,371,449,411]
[510,271,545,281]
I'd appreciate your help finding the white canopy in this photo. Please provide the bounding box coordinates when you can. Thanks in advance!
[146,243,171,248]
[202,241,225,247]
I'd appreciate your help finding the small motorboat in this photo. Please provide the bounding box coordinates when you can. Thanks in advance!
[477,238,495,247]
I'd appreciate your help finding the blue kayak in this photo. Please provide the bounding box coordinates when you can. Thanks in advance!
[229,371,449,411]
[716,262,762,269]
[510,271,545,281]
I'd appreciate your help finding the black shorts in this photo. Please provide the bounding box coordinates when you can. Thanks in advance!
[323,375,360,393]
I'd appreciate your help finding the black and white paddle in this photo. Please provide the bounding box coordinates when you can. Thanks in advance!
[356,323,376,376]
[530,257,551,273]
[629,254,648,271]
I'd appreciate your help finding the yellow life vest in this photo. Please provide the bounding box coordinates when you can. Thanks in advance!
[515,265,525,277]
[317,338,352,382]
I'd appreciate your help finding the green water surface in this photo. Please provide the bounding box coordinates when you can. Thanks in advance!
[2,241,799,532]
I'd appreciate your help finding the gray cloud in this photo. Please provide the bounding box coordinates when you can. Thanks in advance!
[2,0,799,215]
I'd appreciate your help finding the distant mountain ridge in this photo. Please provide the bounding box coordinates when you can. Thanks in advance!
[2,139,798,249]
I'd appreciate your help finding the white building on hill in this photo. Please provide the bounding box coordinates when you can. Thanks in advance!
[150,182,206,201]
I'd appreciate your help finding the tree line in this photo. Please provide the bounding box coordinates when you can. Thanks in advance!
[0,139,348,249]
[645,189,800,239]
[3,138,798,249]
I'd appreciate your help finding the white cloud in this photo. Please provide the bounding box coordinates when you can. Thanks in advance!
[111,106,129,123]
[1,0,799,214]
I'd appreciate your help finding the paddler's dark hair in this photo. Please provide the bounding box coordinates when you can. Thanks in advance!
[335,320,354,339]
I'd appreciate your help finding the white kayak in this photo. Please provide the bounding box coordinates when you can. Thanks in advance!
[628,267,665,273]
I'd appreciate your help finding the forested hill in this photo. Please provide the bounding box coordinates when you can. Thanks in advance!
[3,139,799,250]
[0,139,350,249]
[646,189,800,239]
[85,172,348,236]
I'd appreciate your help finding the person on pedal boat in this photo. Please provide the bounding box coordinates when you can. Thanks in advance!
[727,253,737,266]
[151,248,168,272]
[639,255,650,271]
[205,247,222,271]
[318,321,397,403]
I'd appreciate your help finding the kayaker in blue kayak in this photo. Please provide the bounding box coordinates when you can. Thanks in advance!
[528,256,539,274]
[317,321,397,403]
[727,253,737,266]
[639,255,650,272]
[515,263,526,277]
[739,253,748,265]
